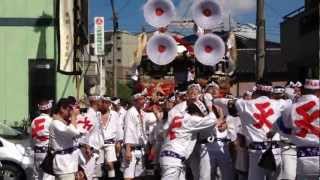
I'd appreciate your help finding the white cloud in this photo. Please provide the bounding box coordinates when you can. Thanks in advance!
[175,0,256,20]
[221,0,256,15]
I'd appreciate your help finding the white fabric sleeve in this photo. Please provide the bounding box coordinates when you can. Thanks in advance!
[163,109,175,131]
[235,99,245,114]
[124,111,137,144]
[53,121,80,137]
[115,113,124,141]
[213,98,230,115]
[185,112,217,132]
[204,93,213,108]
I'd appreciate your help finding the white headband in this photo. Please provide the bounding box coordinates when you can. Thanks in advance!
[256,84,273,92]
[304,79,320,90]
[38,100,53,111]
[89,95,101,101]
[206,82,219,90]
[273,87,285,94]
[288,81,302,88]
[112,99,120,105]
[101,96,111,102]
[188,83,202,91]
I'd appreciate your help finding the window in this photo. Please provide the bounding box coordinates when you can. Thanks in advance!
[117,36,121,40]
[117,59,122,63]
[117,47,121,51]
[90,47,94,55]
[108,60,112,64]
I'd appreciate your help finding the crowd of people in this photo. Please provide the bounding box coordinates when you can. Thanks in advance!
[31,77,320,180]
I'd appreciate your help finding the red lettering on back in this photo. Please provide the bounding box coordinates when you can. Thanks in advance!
[78,117,93,131]
[253,102,274,129]
[167,116,183,140]
[32,118,48,142]
[294,101,320,138]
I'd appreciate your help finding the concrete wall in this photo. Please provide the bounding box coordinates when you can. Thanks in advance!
[0,0,81,126]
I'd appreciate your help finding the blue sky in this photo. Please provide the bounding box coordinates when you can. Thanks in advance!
[89,0,304,42]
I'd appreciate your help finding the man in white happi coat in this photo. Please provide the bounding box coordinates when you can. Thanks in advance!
[85,95,105,179]
[193,81,224,180]
[77,135,98,180]
[31,99,55,180]
[160,100,222,180]
[86,95,102,130]
[203,116,237,180]
[110,97,126,156]
[99,96,120,179]
[122,92,149,180]
[216,80,287,180]
[278,79,320,180]
[50,98,81,180]
[271,86,297,180]
[163,84,202,135]
[236,80,289,180]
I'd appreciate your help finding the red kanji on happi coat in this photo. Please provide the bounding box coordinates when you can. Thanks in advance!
[253,102,274,129]
[294,101,320,138]
[167,116,183,140]
[78,117,93,132]
[32,118,48,141]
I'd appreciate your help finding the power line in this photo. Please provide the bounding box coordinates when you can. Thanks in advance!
[265,1,283,18]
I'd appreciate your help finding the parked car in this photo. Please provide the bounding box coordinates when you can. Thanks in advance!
[0,124,33,180]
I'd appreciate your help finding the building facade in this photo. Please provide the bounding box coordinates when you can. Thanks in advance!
[0,0,82,127]
[87,31,138,95]
[281,0,319,80]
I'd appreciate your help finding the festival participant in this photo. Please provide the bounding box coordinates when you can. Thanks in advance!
[50,98,81,180]
[164,84,202,133]
[216,79,287,180]
[235,80,288,180]
[160,100,222,180]
[272,86,297,180]
[99,96,119,179]
[205,122,237,180]
[31,99,55,180]
[193,81,222,180]
[110,97,127,143]
[142,101,163,176]
[86,95,102,130]
[287,81,303,102]
[279,79,320,180]
[199,80,237,180]
[122,92,148,180]
[77,136,97,180]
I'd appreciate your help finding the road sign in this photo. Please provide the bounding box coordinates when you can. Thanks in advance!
[94,17,105,56]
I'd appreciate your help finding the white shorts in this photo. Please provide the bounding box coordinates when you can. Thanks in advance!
[104,144,117,162]
[297,156,320,177]
[121,150,145,178]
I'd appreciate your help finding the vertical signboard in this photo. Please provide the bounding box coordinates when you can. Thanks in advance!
[94,17,105,56]
[58,0,75,73]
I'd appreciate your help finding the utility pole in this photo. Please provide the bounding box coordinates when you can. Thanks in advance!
[110,0,118,96]
[256,0,266,80]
